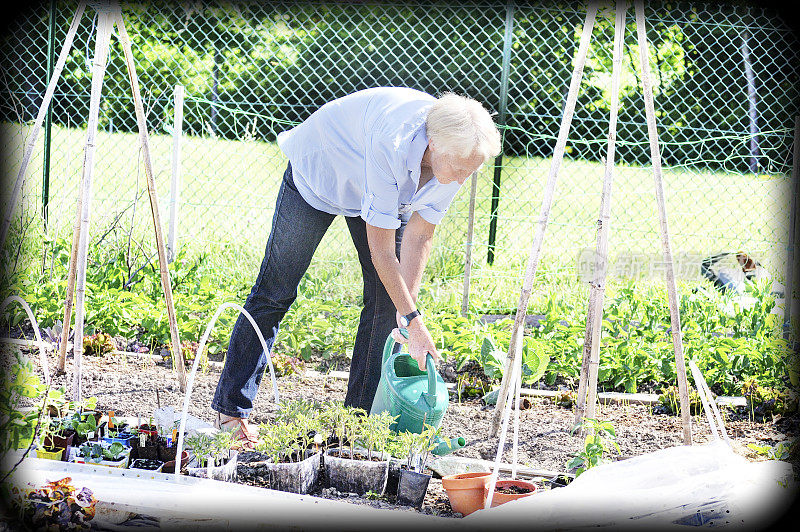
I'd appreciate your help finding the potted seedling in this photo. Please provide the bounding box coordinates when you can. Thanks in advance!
[239,401,324,494]
[72,441,130,468]
[98,441,131,468]
[137,416,158,438]
[34,417,64,461]
[186,430,238,482]
[323,405,393,496]
[65,410,100,447]
[41,418,74,461]
[100,412,134,446]
[157,424,183,461]
[392,424,439,508]
[131,422,160,461]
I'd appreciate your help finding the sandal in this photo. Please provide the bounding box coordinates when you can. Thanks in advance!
[214,413,262,451]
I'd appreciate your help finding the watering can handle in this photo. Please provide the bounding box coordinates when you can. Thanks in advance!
[384,329,437,409]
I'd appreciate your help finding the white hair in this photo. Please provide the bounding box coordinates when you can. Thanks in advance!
[426,92,501,161]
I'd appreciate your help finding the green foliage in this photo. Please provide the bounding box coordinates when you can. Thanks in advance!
[746,441,795,461]
[741,378,798,420]
[0,352,47,451]
[566,418,621,477]
[185,429,236,467]
[257,398,325,463]
[102,442,128,461]
[387,424,441,472]
[76,441,127,462]
[480,337,504,380]
[82,332,116,356]
[657,385,703,416]
[479,335,549,385]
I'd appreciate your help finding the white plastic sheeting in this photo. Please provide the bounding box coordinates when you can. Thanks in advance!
[11,457,460,531]
[466,441,796,530]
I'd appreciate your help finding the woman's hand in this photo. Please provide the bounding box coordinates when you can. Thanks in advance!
[391,316,438,370]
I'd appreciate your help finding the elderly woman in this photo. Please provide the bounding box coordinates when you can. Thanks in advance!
[212,87,501,448]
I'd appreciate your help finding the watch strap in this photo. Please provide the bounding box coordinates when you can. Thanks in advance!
[401,309,422,326]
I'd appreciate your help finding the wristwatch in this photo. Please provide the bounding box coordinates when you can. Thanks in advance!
[399,309,422,327]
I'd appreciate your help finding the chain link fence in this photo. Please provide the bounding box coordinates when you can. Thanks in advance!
[1,1,797,306]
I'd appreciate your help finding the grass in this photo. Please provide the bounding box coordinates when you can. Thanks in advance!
[1,120,791,314]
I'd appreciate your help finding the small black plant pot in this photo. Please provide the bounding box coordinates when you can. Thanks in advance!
[396,468,431,508]
[132,444,159,461]
[130,458,164,472]
[385,460,402,498]
[158,442,177,462]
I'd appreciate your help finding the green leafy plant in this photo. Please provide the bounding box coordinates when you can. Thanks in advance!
[566,418,620,477]
[746,441,794,461]
[82,332,116,356]
[270,351,306,377]
[210,430,236,463]
[480,337,505,380]
[101,442,128,461]
[257,419,300,464]
[77,443,104,463]
[185,429,236,467]
[479,335,549,385]
[657,385,703,416]
[358,411,396,461]
[741,378,798,420]
[0,352,47,452]
[64,410,99,441]
[389,424,441,472]
[184,433,213,466]
[257,399,326,463]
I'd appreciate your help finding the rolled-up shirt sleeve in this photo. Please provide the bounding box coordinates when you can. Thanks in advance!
[361,134,402,229]
[416,183,461,225]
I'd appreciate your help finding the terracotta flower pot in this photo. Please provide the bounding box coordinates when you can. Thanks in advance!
[486,479,538,507]
[441,471,492,516]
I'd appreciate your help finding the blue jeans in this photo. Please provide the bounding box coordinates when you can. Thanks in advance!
[212,163,404,416]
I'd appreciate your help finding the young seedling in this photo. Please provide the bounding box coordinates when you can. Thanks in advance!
[566,418,620,477]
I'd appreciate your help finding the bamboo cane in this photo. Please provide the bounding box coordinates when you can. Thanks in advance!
[71,8,114,401]
[490,2,599,436]
[114,8,187,391]
[634,0,692,444]
[56,192,83,373]
[575,0,627,428]
[0,2,87,253]
[461,171,479,316]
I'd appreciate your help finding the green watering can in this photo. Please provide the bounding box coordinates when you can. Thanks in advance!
[370,329,465,456]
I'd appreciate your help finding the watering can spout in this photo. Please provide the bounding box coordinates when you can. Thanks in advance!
[431,436,466,456]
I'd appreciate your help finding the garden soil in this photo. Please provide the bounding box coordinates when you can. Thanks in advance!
[20,352,800,519]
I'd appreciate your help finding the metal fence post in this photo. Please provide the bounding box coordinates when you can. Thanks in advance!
[487,0,515,265]
[785,116,799,340]
[42,0,57,226]
[168,84,184,263]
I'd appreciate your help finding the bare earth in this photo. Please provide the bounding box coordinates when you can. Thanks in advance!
[25,351,797,522]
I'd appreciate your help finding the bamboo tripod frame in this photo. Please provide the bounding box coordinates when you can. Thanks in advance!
[489,1,693,449]
[13,1,187,397]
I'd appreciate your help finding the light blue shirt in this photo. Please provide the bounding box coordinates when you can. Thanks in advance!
[277,87,461,229]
